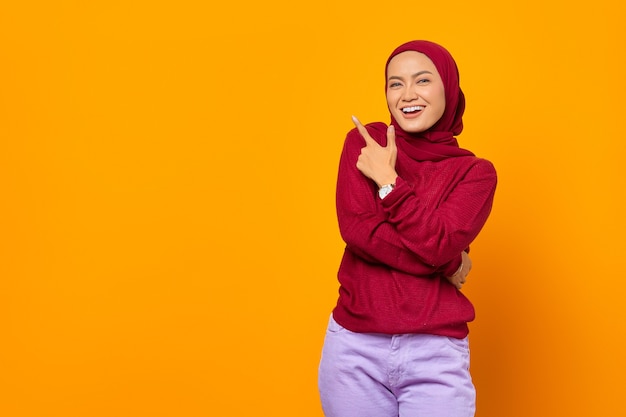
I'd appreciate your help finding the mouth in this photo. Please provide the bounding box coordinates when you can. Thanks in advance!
[401,105,424,114]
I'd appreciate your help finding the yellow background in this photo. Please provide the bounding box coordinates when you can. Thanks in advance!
[1,1,625,416]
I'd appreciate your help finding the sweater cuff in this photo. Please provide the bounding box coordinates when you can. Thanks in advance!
[380,176,409,207]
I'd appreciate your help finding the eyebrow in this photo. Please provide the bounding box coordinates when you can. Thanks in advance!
[388,70,433,81]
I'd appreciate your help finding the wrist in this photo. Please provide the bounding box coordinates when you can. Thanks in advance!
[447,261,464,278]
[376,174,398,189]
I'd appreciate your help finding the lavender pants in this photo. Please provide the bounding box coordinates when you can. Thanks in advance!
[318,314,476,417]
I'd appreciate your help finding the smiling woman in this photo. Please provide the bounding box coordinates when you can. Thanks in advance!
[318,40,498,417]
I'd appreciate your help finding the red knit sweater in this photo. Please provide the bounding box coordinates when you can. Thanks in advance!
[332,127,497,338]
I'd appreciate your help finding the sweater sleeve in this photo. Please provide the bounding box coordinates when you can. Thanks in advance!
[336,130,455,276]
[336,129,497,275]
[380,157,497,268]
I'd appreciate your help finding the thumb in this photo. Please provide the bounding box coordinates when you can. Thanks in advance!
[386,124,397,149]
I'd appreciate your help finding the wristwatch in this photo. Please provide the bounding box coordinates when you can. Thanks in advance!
[378,183,395,199]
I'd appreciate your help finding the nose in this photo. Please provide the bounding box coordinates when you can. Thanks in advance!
[402,86,418,101]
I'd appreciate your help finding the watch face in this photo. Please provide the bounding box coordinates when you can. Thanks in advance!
[378,185,393,199]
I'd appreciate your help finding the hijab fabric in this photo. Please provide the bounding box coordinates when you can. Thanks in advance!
[374,40,474,161]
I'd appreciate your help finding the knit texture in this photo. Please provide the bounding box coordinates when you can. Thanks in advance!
[332,126,497,338]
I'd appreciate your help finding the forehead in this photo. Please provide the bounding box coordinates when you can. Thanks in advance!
[387,51,438,76]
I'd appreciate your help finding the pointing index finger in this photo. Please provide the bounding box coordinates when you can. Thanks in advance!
[352,115,376,146]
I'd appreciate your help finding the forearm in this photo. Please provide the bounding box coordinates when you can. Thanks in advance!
[339,209,441,276]
[380,161,497,266]
[337,170,459,275]
[336,133,495,275]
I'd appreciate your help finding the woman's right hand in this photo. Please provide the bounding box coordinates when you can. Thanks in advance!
[352,116,398,188]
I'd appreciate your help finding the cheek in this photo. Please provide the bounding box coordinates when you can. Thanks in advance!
[385,93,394,109]
[386,90,403,106]
[435,101,446,119]
[432,91,446,118]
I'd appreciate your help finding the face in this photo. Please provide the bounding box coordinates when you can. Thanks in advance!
[386,51,446,133]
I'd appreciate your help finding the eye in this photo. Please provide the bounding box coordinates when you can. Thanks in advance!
[416,78,430,85]
[389,82,403,88]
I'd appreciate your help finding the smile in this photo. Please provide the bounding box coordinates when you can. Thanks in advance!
[401,106,424,113]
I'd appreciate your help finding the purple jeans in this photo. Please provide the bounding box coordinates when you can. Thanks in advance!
[318,314,476,417]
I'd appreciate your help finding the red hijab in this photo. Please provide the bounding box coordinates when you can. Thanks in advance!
[369,40,474,161]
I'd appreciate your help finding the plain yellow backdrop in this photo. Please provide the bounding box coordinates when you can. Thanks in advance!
[1,1,625,416]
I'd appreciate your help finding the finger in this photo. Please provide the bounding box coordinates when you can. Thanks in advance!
[352,115,377,146]
[386,124,396,149]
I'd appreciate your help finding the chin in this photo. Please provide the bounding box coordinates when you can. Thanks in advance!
[396,121,427,133]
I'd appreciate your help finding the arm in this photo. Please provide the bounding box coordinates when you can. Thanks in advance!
[336,125,458,276]
[379,159,497,267]
[337,118,496,276]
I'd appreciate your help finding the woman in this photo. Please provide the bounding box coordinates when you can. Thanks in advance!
[318,40,497,417]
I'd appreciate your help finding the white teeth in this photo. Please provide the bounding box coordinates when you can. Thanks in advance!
[402,106,424,113]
